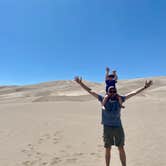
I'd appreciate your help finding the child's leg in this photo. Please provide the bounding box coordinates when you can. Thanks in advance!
[118,95,125,108]
[102,95,109,110]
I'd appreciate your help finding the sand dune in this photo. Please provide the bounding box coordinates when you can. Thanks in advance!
[0,80,102,103]
[0,76,166,103]
[0,76,166,166]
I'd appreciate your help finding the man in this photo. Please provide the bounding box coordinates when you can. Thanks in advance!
[74,76,152,166]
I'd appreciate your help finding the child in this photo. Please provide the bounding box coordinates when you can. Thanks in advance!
[102,67,125,110]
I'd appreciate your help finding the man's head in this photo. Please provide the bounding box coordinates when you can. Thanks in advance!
[107,74,115,80]
[108,86,117,96]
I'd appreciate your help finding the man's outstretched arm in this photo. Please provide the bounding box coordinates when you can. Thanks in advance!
[125,80,152,100]
[74,76,99,99]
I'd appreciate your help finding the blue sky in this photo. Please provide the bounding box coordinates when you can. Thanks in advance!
[0,0,166,85]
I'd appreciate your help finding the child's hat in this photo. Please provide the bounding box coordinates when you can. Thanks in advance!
[108,74,114,78]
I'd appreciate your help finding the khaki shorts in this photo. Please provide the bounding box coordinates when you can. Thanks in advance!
[103,125,125,148]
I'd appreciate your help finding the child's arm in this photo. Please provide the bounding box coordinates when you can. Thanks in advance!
[102,95,109,106]
[112,70,118,82]
[105,67,110,80]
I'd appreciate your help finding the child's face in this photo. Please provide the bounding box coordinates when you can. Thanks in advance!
[108,77,114,80]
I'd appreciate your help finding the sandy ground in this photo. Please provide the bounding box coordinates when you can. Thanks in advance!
[0,77,166,166]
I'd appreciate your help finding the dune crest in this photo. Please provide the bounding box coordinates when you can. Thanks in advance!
[0,76,165,103]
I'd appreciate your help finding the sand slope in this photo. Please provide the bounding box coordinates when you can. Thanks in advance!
[0,76,166,166]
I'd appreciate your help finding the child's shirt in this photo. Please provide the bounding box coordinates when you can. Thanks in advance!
[105,80,117,92]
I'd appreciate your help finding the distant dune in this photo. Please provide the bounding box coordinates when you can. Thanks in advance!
[0,76,166,103]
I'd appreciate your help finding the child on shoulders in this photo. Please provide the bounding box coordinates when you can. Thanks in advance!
[102,67,125,110]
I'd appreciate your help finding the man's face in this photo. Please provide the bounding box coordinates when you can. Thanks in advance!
[108,77,113,81]
[108,88,117,97]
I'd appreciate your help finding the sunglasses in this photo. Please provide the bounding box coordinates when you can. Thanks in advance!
[109,90,117,93]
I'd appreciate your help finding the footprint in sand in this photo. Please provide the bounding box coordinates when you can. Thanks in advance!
[22,160,31,166]
[37,131,62,145]
[21,131,63,166]
[41,161,48,165]
[65,158,77,163]
[52,131,63,144]
[53,137,59,144]
[90,152,96,155]
[43,133,51,139]
[22,160,49,166]
[22,160,37,166]
[38,138,44,144]
[21,143,36,154]
[74,152,84,156]
[50,157,62,165]
[38,135,50,144]
[90,152,102,159]
[66,145,72,149]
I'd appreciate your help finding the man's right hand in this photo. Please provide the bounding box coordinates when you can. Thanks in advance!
[74,76,82,84]
[74,76,99,99]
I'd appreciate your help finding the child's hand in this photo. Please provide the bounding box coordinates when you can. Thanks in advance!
[106,67,110,72]
[112,70,116,74]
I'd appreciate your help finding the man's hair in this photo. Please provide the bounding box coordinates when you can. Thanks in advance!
[108,74,115,78]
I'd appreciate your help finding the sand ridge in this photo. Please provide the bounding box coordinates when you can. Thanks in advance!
[0,76,165,103]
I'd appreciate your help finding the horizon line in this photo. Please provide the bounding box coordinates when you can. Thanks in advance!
[0,75,165,86]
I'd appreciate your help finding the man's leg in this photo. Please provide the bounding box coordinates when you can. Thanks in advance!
[105,147,111,166]
[118,146,126,166]
[103,126,114,166]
